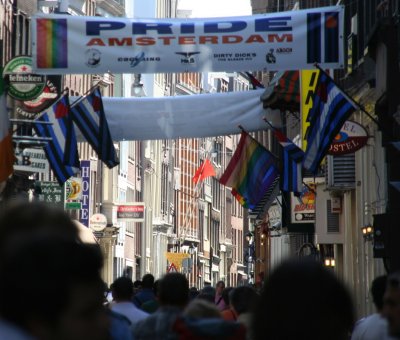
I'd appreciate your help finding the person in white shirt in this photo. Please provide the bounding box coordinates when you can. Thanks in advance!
[111,277,149,326]
[352,275,396,340]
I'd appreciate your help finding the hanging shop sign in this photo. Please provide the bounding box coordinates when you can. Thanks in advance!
[14,148,49,174]
[90,213,107,232]
[65,177,83,200]
[291,178,324,224]
[21,74,62,113]
[31,6,344,75]
[79,160,91,226]
[35,181,65,208]
[327,120,368,155]
[3,56,47,101]
[117,203,145,221]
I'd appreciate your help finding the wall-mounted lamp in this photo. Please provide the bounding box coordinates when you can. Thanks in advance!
[324,258,336,267]
[245,231,254,243]
[362,224,374,241]
[188,243,196,255]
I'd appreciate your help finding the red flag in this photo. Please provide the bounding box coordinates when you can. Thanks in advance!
[192,159,216,184]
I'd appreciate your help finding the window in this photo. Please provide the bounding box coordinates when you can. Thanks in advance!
[161,162,169,215]
[212,178,221,210]
[213,141,222,166]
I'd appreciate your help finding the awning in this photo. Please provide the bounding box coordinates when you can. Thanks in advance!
[73,220,97,244]
[249,175,280,220]
[237,271,248,279]
[72,89,277,141]
[261,70,300,113]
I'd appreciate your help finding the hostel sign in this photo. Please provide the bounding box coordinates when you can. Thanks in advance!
[327,121,368,155]
[31,6,344,74]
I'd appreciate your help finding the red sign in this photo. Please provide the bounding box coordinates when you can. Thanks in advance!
[117,203,145,221]
[328,121,368,155]
[21,75,61,113]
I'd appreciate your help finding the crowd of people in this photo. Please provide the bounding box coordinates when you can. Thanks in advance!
[1,201,400,339]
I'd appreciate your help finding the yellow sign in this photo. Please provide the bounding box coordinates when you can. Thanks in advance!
[65,177,83,200]
[165,252,190,270]
[300,69,320,150]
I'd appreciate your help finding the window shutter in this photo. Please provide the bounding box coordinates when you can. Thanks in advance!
[326,154,356,189]
[326,200,339,233]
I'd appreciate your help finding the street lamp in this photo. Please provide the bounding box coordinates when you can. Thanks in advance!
[361,224,374,241]
[131,74,146,97]
[245,231,253,243]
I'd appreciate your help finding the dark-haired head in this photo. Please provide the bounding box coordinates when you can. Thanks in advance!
[142,273,155,289]
[371,275,387,311]
[112,277,134,301]
[158,273,189,308]
[252,259,354,340]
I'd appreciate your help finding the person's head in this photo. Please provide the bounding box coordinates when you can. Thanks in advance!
[184,299,222,319]
[383,272,400,337]
[196,292,215,304]
[0,237,108,340]
[133,280,142,294]
[230,286,257,315]
[153,279,160,297]
[252,259,354,340]
[158,273,189,308]
[216,281,225,295]
[112,277,134,302]
[371,275,387,312]
[201,285,216,297]
[0,201,80,258]
[222,287,234,306]
[142,273,155,289]
[189,287,199,300]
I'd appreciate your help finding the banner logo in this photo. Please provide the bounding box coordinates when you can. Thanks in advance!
[85,49,101,67]
[266,49,276,63]
[175,52,200,64]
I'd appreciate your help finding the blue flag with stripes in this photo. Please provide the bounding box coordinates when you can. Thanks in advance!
[70,88,119,168]
[273,129,304,195]
[33,94,80,185]
[303,71,357,174]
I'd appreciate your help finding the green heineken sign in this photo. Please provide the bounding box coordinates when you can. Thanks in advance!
[3,56,46,101]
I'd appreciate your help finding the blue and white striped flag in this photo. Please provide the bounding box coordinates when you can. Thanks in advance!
[70,88,119,168]
[303,71,358,174]
[33,94,80,185]
[273,129,304,195]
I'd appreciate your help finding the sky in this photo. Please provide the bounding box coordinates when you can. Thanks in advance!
[178,0,252,17]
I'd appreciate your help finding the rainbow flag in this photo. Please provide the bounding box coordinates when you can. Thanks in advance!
[219,131,279,209]
[0,67,14,184]
[36,18,68,69]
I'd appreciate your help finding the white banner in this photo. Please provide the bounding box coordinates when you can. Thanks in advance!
[31,6,344,74]
[72,89,282,141]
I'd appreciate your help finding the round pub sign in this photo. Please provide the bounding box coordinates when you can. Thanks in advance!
[90,214,107,232]
[3,56,46,101]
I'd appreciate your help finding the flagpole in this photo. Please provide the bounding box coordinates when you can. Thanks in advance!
[69,83,102,107]
[263,118,276,131]
[314,64,392,139]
